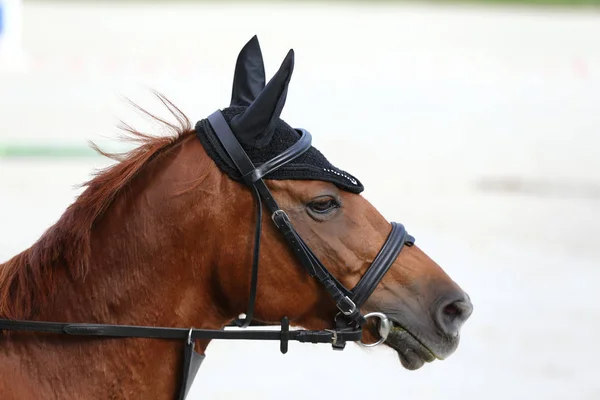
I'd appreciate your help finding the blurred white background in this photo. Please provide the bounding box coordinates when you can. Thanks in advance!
[1,1,599,399]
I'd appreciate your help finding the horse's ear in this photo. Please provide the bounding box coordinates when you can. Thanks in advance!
[230,35,266,107]
[231,49,294,148]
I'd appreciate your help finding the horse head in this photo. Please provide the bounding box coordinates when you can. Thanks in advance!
[191,36,473,369]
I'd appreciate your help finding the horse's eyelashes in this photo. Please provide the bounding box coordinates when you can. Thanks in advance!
[308,199,339,214]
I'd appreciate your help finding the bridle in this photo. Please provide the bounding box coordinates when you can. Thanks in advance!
[0,110,414,399]
[208,111,415,342]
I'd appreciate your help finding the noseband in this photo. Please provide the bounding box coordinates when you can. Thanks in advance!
[0,110,414,399]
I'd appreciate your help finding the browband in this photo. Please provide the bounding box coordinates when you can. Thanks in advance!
[207,111,312,186]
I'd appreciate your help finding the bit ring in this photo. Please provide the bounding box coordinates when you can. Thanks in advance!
[357,312,391,348]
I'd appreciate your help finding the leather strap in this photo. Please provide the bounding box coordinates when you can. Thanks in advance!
[350,222,414,308]
[0,316,359,399]
[271,211,363,324]
[231,184,262,328]
[178,333,205,400]
[249,129,312,183]
[207,111,311,187]
[0,318,362,344]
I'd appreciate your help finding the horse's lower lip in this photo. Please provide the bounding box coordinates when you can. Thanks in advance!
[385,323,437,370]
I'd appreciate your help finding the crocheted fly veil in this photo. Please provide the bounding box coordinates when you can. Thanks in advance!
[195,36,364,194]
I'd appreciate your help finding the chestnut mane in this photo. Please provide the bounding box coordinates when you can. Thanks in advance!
[0,93,195,319]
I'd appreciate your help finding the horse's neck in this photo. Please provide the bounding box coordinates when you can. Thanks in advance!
[0,138,244,399]
[40,139,233,330]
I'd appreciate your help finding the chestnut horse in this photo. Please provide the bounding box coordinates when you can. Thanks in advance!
[0,37,472,399]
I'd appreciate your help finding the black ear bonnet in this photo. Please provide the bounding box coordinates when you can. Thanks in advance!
[194,36,364,194]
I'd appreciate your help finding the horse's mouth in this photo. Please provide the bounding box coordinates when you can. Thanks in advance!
[385,322,438,370]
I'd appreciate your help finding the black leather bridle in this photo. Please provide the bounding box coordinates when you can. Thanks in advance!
[207,110,415,337]
[0,110,415,399]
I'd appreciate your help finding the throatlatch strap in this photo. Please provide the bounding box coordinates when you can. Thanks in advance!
[232,185,262,328]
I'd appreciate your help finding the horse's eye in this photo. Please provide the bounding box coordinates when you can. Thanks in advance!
[308,198,339,214]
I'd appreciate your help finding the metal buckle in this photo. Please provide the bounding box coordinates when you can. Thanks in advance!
[271,209,290,227]
[337,296,357,316]
[357,312,391,348]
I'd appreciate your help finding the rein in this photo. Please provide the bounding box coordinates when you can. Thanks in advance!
[0,110,414,399]
[0,317,361,351]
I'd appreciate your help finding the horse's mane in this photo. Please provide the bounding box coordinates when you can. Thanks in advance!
[0,93,195,319]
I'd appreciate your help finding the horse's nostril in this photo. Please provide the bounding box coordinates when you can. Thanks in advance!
[443,303,461,318]
[435,294,473,337]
